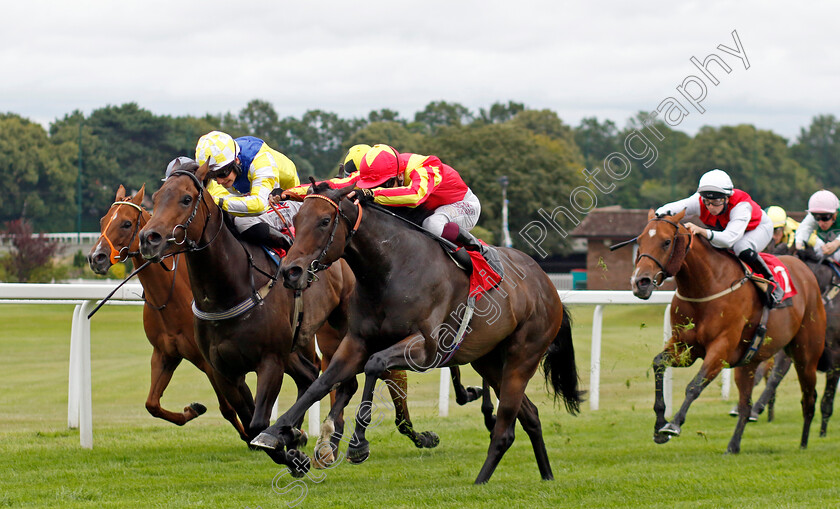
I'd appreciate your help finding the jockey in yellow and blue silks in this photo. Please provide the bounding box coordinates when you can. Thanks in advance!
[195,131,300,250]
[655,168,783,308]
[795,189,840,263]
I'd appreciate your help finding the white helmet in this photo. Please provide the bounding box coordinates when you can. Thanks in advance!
[807,189,840,214]
[697,169,734,197]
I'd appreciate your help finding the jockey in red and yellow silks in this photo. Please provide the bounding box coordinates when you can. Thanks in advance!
[284,144,503,276]
[655,168,782,308]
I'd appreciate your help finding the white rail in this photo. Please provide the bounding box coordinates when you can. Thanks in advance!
[1,284,733,448]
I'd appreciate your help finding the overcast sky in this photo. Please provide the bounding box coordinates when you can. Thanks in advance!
[2,0,836,141]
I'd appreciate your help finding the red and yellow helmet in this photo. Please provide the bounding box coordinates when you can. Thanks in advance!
[357,144,400,189]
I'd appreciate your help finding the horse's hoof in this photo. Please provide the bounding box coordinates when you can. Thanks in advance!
[748,412,759,422]
[290,429,308,449]
[188,402,207,416]
[418,431,440,449]
[728,406,739,417]
[658,423,681,437]
[250,432,280,451]
[286,449,311,478]
[312,441,336,469]
[653,433,671,444]
[456,386,483,405]
[347,442,370,464]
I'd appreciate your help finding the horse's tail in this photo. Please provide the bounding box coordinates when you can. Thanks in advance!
[542,304,585,415]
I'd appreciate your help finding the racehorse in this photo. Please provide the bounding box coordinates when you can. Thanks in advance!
[631,210,825,453]
[138,161,351,471]
[87,185,250,441]
[750,248,840,436]
[251,181,582,484]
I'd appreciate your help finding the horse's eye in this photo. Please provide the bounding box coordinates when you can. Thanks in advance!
[181,195,192,206]
[121,220,132,229]
[663,239,672,248]
[319,217,331,228]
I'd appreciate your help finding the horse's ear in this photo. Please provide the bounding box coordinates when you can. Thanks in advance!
[196,160,210,182]
[115,185,126,201]
[673,209,686,222]
[648,208,656,220]
[336,183,357,200]
[131,184,145,205]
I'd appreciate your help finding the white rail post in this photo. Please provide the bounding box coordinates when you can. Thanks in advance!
[589,305,603,411]
[663,304,673,418]
[438,367,450,417]
[79,300,93,449]
[721,369,732,399]
[68,304,82,429]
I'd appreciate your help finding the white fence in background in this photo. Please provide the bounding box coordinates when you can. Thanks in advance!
[0,283,733,448]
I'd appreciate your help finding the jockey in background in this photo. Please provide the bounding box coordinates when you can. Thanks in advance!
[655,168,783,308]
[337,144,371,177]
[283,144,503,276]
[795,189,840,263]
[194,131,300,250]
[765,205,817,255]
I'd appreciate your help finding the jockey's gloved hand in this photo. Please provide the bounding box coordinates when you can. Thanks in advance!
[356,188,375,202]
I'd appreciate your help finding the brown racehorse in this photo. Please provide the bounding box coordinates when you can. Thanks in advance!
[630,210,825,453]
[87,185,250,441]
[251,182,583,484]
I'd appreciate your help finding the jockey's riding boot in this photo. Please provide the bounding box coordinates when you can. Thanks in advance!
[443,223,505,277]
[739,248,783,308]
[241,223,293,251]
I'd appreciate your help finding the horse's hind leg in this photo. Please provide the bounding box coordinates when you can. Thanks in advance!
[516,395,553,481]
[384,370,439,449]
[145,350,204,425]
[481,378,496,434]
[313,376,358,469]
[451,366,483,405]
[203,366,249,442]
[751,351,791,421]
[820,367,840,437]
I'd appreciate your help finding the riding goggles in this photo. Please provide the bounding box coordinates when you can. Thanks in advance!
[813,213,835,222]
[209,162,239,180]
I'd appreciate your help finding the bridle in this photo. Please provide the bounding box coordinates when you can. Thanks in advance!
[164,170,224,254]
[99,200,145,263]
[636,217,693,287]
[301,193,363,284]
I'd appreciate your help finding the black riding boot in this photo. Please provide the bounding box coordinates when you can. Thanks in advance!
[738,248,784,308]
[452,226,505,278]
[241,223,293,251]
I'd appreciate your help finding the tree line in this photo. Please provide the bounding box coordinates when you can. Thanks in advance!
[2,99,839,258]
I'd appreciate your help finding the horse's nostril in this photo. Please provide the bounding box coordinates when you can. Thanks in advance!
[285,266,303,282]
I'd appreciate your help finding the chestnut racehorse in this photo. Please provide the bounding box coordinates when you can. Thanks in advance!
[631,210,825,453]
[251,182,582,484]
[88,185,251,441]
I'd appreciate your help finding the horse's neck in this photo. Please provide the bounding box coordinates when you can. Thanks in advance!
[131,253,188,306]
[183,207,252,307]
[343,206,431,298]
[808,262,834,292]
[675,240,740,294]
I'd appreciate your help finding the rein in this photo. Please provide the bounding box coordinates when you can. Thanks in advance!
[301,193,363,284]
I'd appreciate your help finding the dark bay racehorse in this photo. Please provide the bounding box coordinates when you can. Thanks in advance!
[751,248,840,436]
[138,161,351,470]
[251,182,582,484]
[631,210,825,453]
[87,185,249,440]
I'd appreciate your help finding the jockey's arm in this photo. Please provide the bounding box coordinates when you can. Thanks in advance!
[283,173,361,201]
[372,168,436,207]
[218,166,277,216]
[707,202,750,249]
[795,213,817,250]
[655,194,701,218]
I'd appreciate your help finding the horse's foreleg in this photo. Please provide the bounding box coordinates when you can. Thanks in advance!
[751,351,791,420]
[210,372,256,444]
[312,376,357,469]
[250,357,286,440]
[451,366,482,405]
[658,352,720,439]
[146,350,202,425]
[252,335,367,455]
[203,365,249,442]
[820,367,840,437]
[652,351,672,444]
[286,351,320,432]
[726,366,758,454]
